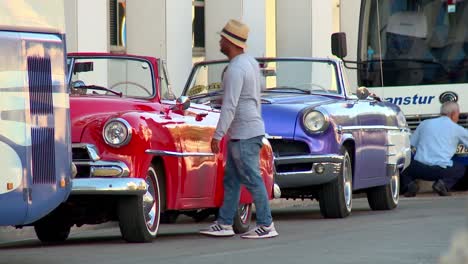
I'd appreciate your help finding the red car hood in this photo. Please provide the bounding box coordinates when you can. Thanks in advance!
[70,96,159,142]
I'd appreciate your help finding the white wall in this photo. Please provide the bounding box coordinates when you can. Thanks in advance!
[276,0,333,58]
[312,1,333,57]
[126,0,166,58]
[340,0,361,61]
[205,0,266,60]
[340,0,362,89]
[64,0,77,52]
[242,1,267,57]
[77,0,107,52]
[276,0,312,57]
[65,0,192,96]
[165,0,192,94]
[127,0,192,95]
[64,0,341,93]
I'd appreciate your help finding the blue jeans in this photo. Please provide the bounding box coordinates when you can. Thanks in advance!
[217,136,273,226]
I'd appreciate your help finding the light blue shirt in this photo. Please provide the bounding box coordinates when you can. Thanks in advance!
[411,116,468,168]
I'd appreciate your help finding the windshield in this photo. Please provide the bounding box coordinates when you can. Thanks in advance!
[69,57,154,98]
[360,0,468,87]
[184,59,341,100]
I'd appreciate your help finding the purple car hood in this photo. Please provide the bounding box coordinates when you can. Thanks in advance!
[261,93,338,137]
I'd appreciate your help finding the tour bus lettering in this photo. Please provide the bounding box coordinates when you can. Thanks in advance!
[384,95,435,105]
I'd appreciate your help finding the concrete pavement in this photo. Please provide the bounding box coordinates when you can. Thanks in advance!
[1,191,467,244]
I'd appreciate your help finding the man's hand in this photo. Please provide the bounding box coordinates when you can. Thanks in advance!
[211,138,220,153]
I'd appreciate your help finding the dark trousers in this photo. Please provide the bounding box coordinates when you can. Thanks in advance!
[401,159,466,192]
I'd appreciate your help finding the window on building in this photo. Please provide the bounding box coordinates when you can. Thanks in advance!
[109,0,126,51]
[193,0,205,59]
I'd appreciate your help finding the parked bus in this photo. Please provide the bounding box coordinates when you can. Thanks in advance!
[335,0,468,161]
[0,0,72,226]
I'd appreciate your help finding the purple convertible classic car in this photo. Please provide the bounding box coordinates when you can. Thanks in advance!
[182,56,411,218]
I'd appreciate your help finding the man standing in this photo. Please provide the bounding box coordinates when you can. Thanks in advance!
[401,101,468,197]
[199,19,278,239]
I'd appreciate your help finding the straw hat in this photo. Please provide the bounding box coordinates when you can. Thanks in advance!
[220,19,249,49]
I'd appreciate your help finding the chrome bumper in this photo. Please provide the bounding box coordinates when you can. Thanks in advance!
[274,154,343,188]
[273,183,281,198]
[71,178,147,195]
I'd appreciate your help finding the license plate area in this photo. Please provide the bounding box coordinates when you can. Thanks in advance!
[456,144,468,155]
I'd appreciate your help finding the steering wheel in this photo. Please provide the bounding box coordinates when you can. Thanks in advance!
[109,81,152,96]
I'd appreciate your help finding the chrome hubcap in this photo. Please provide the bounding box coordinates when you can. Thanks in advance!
[238,204,251,224]
[390,171,400,204]
[144,168,158,233]
[343,154,352,211]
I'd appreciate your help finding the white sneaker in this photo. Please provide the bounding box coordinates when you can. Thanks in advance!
[200,222,235,237]
[241,222,278,239]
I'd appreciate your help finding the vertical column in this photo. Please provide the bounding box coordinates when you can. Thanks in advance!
[340,0,361,89]
[64,0,78,52]
[76,0,108,52]
[276,0,333,57]
[205,0,266,60]
[165,0,193,94]
[127,0,166,58]
[127,0,192,95]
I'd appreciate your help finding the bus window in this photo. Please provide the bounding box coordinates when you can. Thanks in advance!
[359,0,468,87]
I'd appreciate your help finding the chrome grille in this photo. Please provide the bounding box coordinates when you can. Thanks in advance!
[268,139,312,173]
[406,114,468,131]
[268,139,310,157]
[28,56,56,184]
[72,144,97,178]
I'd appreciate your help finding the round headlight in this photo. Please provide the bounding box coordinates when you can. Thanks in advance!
[303,110,329,133]
[102,118,132,148]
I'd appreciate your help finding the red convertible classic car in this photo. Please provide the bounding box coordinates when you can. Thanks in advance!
[33,53,276,243]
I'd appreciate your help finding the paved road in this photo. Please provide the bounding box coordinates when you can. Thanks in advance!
[1,195,467,264]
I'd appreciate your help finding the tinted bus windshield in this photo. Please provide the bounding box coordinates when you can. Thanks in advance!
[359,0,468,87]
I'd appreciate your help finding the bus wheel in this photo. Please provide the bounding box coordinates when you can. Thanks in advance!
[118,165,161,242]
[34,221,71,243]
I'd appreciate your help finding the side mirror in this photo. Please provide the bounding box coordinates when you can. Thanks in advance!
[356,86,370,100]
[331,32,348,59]
[174,96,191,110]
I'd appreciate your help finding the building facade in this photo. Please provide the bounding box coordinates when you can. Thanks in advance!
[64,0,341,95]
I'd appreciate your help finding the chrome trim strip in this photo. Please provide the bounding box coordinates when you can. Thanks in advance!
[337,125,407,133]
[265,135,283,139]
[73,160,130,177]
[274,154,344,165]
[71,178,147,195]
[73,143,101,161]
[145,150,215,157]
[340,126,400,131]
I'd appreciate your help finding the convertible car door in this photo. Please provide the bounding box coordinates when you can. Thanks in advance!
[159,61,221,206]
[354,99,388,188]
[177,105,220,203]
